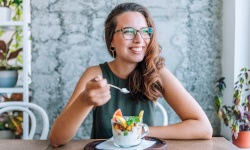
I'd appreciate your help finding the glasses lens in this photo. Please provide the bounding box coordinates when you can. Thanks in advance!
[140,27,153,39]
[122,28,136,40]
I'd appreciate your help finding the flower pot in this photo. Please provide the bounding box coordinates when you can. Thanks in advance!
[0,7,12,21]
[0,70,18,87]
[0,130,15,139]
[232,131,250,148]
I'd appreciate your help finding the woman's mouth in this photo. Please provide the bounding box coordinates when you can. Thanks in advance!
[129,47,143,53]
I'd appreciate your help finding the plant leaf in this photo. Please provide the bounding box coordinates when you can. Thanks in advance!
[7,48,22,60]
[6,32,16,55]
[12,0,23,6]
[126,120,133,126]
[240,78,244,84]
[216,77,225,83]
[0,40,6,53]
[124,130,128,136]
[0,50,5,60]
[127,116,140,125]
[247,95,250,103]
[238,73,242,78]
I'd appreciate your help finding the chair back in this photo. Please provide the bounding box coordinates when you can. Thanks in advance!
[156,102,168,125]
[0,102,49,140]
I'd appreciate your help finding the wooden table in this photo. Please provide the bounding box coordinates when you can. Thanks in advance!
[0,137,240,150]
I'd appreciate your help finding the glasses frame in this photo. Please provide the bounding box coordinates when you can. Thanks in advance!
[114,27,154,40]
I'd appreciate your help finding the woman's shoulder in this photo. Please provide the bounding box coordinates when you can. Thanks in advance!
[159,66,171,77]
[85,62,109,72]
[73,65,103,91]
[158,66,178,86]
[84,65,102,76]
[81,62,110,81]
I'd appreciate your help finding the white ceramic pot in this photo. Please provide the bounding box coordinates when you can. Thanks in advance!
[0,7,12,21]
[0,70,18,87]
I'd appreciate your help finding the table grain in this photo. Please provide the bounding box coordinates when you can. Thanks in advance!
[0,137,240,150]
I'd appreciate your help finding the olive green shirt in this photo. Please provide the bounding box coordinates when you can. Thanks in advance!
[90,62,155,139]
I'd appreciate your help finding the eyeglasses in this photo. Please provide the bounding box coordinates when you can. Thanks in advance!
[114,27,154,40]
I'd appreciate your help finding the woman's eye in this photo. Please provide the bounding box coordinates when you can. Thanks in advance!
[141,30,149,34]
[123,29,134,34]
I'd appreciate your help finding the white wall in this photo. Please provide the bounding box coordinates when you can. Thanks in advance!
[221,0,250,140]
[235,0,250,72]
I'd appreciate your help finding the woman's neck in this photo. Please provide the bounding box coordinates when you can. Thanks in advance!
[108,60,137,79]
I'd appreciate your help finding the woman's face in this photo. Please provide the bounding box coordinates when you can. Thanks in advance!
[112,11,150,64]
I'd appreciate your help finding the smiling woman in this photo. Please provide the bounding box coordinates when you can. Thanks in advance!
[49,2,212,147]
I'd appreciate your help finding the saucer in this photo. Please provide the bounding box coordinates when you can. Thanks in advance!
[84,136,167,150]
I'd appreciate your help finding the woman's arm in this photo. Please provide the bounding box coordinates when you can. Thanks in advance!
[148,67,213,139]
[49,66,111,147]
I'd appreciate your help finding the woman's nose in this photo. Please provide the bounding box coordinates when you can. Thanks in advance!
[133,32,143,43]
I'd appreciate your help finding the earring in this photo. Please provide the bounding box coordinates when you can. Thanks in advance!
[110,47,115,58]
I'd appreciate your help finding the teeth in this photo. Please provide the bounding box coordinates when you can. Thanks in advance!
[131,47,142,52]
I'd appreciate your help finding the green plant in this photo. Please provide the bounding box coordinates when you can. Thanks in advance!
[0,31,22,70]
[0,93,23,135]
[0,0,23,51]
[0,0,22,8]
[215,67,250,139]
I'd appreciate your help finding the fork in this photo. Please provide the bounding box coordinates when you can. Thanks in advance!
[108,84,130,94]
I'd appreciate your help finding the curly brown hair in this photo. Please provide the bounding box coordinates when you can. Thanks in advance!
[104,3,165,102]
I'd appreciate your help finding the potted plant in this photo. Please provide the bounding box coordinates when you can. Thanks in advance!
[0,93,23,139]
[214,67,250,148]
[0,31,22,87]
[0,0,22,21]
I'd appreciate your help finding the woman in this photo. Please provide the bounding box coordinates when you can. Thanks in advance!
[50,2,212,147]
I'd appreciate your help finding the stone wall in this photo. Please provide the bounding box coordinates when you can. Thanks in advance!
[31,0,222,138]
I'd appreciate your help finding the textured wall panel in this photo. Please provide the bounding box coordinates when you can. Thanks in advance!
[31,0,222,139]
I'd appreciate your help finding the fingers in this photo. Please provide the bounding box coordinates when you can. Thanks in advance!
[89,75,110,90]
[91,90,111,103]
[87,89,111,106]
[91,74,103,82]
[84,75,111,106]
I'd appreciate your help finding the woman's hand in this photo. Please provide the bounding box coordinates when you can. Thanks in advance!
[81,75,111,107]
